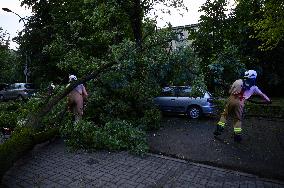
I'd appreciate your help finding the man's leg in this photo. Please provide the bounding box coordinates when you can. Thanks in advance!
[233,101,244,142]
[214,102,230,135]
[74,95,84,124]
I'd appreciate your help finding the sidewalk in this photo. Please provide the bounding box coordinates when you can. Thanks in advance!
[2,139,284,188]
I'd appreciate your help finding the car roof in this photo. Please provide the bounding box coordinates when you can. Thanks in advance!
[162,86,191,90]
[11,83,33,85]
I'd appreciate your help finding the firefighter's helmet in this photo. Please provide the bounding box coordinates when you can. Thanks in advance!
[244,70,257,79]
[69,75,77,82]
[243,70,257,89]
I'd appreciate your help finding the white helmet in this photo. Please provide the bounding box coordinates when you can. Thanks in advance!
[69,75,77,82]
[244,70,257,79]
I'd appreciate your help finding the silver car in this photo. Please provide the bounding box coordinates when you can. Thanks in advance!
[154,86,216,119]
[0,83,35,101]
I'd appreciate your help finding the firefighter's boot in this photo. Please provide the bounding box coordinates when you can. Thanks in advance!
[233,127,242,142]
[214,122,224,136]
[234,134,242,142]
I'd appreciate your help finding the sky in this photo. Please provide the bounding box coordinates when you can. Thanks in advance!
[0,0,235,50]
[0,0,32,50]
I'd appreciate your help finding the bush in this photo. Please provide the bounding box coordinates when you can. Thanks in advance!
[103,120,148,154]
[0,111,18,129]
[60,118,102,150]
[0,99,43,130]
[0,102,22,129]
[32,128,60,143]
[138,108,162,131]
[245,103,284,118]
[60,119,149,154]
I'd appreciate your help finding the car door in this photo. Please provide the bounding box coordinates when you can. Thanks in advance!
[11,84,21,99]
[4,84,15,99]
[173,87,192,113]
[154,87,179,112]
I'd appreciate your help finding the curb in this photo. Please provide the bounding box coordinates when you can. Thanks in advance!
[147,152,284,185]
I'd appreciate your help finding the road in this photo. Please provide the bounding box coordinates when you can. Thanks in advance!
[147,115,284,181]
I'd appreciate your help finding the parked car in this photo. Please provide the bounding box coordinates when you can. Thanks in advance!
[0,83,36,101]
[154,86,217,119]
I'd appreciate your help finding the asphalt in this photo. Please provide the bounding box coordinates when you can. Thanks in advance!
[1,138,284,188]
[147,116,284,181]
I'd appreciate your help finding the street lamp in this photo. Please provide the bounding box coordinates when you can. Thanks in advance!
[2,7,30,83]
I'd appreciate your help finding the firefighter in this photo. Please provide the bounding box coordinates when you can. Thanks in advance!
[48,82,55,96]
[214,70,271,142]
[67,75,88,124]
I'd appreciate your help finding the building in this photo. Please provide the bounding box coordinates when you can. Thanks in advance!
[169,24,198,51]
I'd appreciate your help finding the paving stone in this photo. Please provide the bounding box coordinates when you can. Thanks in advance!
[2,139,284,188]
[206,180,223,188]
[223,181,240,188]
[135,184,148,188]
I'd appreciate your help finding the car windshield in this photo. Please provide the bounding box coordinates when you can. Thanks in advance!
[161,86,193,97]
[161,86,212,98]
[161,87,174,96]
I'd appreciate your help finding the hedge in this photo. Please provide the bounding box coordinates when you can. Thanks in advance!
[0,127,59,179]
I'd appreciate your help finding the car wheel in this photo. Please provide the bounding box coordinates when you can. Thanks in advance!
[187,106,202,119]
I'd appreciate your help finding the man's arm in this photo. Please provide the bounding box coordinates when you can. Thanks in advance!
[229,79,243,95]
[260,92,271,102]
[255,87,271,102]
[82,85,88,98]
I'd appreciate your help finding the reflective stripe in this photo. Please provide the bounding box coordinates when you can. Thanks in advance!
[234,128,242,133]
[217,121,226,127]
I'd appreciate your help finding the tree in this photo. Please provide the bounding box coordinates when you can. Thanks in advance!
[249,0,284,50]
[189,0,231,93]
[227,0,264,66]
[17,0,195,130]
[188,0,283,96]
[0,27,21,83]
[19,0,186,86]
[229,0,284,96]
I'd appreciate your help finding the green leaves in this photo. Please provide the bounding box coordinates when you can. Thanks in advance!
[60,119,149,154]
[0,28,22,83]
[250,0,284,50]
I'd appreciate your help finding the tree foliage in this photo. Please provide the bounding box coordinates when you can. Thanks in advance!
[188,0,283,96]
[18,0,186,86]
[189,0,239,93]
[13,0,210,153]
[0,28,22,83]
[248,0,284,50]
[231,0,284,95]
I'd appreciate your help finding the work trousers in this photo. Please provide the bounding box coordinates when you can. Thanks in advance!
[67,90,84,123]
[217,95,244,135]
